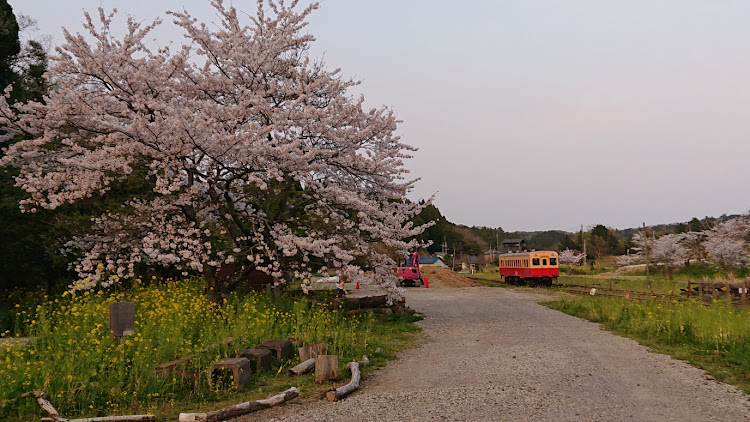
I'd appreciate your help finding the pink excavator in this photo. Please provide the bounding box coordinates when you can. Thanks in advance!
[397,250,424,287]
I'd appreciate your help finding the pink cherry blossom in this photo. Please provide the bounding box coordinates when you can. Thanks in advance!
[0,0,431,300]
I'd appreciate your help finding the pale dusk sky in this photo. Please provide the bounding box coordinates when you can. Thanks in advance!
[11,0,750,231]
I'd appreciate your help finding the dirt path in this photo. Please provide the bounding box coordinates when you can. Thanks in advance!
[240,286,750,421]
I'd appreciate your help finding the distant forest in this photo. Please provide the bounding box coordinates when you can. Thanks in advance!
[412,203,739,257]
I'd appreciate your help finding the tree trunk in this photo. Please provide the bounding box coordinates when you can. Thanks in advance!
[179,387,298,422]
[203,266,224,304]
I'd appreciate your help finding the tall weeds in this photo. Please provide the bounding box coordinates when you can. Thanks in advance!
[0,279,375,420]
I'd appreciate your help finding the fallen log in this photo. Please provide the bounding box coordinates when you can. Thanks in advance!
[325,356,369,402]
[43,417,155,422]
[347,295,388,309]
[23,391,155,422]
[289,357,316,375]
[178,387,299,422]
[345,307,393,317]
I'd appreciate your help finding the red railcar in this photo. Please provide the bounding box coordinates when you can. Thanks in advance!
[498,251,559,286]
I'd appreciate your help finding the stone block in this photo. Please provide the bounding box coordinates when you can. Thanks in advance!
[237,348,272,373]
[258,339,294,361]
[210,357,251,387]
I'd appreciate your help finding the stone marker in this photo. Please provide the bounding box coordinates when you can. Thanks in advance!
[109,301,135,337]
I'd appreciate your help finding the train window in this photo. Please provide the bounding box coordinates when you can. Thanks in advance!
[550,258,557,265]
[542,259,547,265]
[532,258,539,266]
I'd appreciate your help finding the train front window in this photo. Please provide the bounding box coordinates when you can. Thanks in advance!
[550,258,557,265]
[532,258,539,266]
[542,259,547,265]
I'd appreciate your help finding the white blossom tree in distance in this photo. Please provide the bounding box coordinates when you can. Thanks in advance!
[703,218,749,277]
[0,0,431,300]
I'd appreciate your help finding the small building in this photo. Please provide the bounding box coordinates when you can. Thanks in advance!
[501,238,526,253]
[483,248,498,262]
[420,256,448,268]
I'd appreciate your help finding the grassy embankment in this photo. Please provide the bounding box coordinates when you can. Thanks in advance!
[546,295,750,393]
[470,262,745,295]
[473,262,750,392]
[0,279,423,421]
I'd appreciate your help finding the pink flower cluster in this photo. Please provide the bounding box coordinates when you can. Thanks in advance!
[0,0,432,295]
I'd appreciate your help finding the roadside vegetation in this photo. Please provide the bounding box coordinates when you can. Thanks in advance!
[0,279,423,421]
[546,295,750,394]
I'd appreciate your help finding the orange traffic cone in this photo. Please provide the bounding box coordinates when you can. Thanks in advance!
[356,281,360,289]
[424,277,429,288]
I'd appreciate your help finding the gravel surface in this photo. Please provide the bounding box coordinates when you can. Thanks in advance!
[236,286,750,421]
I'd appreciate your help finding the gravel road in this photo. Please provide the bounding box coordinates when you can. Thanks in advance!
[239,286,750,421]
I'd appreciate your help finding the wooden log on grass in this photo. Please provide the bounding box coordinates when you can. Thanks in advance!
[24,390,155,422]
[44,417,155,422]
[314,355,339,384]
[326,356,369,402]
[178,387,299,422]
[347,295,388,309]
[289,358,316,375]
[345,308,393,317]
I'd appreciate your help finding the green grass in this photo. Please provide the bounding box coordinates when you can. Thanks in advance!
[545,295,750,393]
[0,279,423,421]
[556,274,687,295]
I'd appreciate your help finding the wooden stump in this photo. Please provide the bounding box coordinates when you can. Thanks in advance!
[299,342,327,361]
[314,355,338,384]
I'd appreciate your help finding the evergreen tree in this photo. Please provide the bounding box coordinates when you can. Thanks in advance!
[0,0,20,94]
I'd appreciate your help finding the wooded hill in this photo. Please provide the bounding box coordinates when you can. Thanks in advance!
[413,204,742,257]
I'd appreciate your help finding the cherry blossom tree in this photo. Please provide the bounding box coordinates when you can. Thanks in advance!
[682,231,706,265]
[615,253,640,267]
[649,233,687,280]
[558,248,584,266]
[703,217,749,276]
[558,248,584,275]
[0,0,430,301]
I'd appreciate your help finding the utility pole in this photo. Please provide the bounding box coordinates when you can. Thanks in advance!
[452,246,456,271]
[644,222,652,292]
[581,225,587,266]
